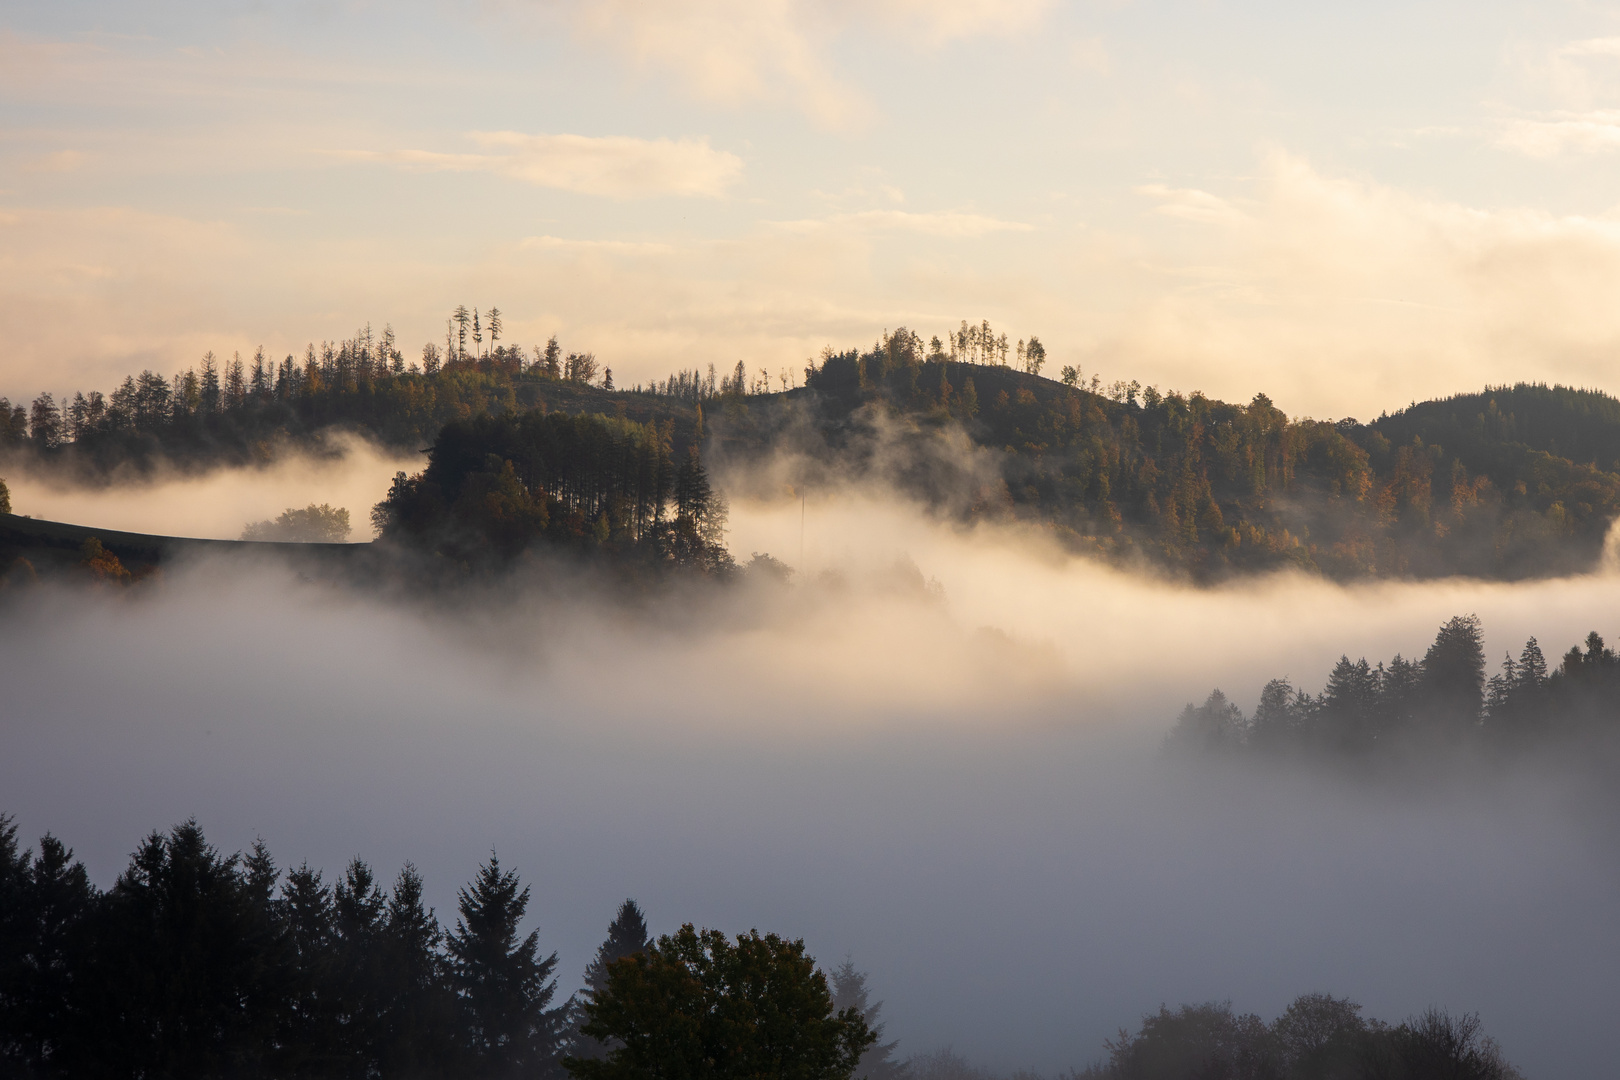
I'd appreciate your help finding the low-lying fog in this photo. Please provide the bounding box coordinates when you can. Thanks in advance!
[5,460,1620,1077]
[2,436,415,540]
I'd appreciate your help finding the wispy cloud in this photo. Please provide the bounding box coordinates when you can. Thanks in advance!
[1497,111,1620,157]
[356,132,743,198]
[548,0,1053,129]
[1136,184,1251,227]
[769,209,1033,237]
[1560,36,1620,59]
[519,235,676,255]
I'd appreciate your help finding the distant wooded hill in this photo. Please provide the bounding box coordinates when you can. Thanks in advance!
[4,322,1619,580]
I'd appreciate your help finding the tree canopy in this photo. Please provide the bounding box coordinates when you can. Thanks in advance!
[565,924,875,1080]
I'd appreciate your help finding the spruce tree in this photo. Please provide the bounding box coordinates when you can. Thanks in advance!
[448,853,562,1078]
[574,900,652,1061]
[829,960,908,1080]
[379,863,461,1076]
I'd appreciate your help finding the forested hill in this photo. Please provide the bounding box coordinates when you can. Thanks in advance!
[4,318,1620,580]
[1373,383,1620,479]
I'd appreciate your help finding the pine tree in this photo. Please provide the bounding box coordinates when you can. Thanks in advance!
[378,863,460,1076]
[583,901,649,1001]
[829,960,908,1080]
[28,394,63,449]
[573,900,652,1061]
[226,353,246,409]
[1420,614,1486,735]
[200,352,221,413]
[454,306,472,361]
[447,853,561,1078]
[333,859,389,1066]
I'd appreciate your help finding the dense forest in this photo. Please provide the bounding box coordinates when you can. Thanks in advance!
[5,310,1620,579]
[0,814,1518,1080]
[1168,615,1620,758]
[370,410,732,574]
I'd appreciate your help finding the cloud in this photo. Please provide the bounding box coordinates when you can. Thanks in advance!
[769,209,1033,237]
[1136,183,1251,227]
[519,235,677,256]
[1496,111,1620,157]
[1560,36,1620,59]
[546,0,1053,128]
[1099,151,1620,414]
[362,132,743,199]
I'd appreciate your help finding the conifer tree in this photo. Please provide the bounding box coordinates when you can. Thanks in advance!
[28,394,63,449]
[829,960,907,1080]
[200,352,221,413]
[572,900,652,1061]
[1420,615,1486,734]
[378,863,460,1075]
[447,853,561,1078]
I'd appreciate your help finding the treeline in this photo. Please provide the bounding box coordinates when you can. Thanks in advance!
[1073,996,1520,1080]
[2,814,1519,1080]
[9,310,1620,580]
[0,309,686,481]
[371,409,732,573]
[0,314,1039,483]
[776,334,1620,579]
[1169,614,1620,756]
[0,815,906,1080]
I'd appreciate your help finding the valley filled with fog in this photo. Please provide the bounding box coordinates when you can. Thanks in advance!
[3,458,1619,1077]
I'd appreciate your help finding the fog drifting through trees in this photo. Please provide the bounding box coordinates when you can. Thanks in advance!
[2,434,412,540]
[4,458,1620,1076]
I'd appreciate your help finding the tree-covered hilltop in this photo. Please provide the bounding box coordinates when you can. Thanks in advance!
[0,321,703,480]
[7,310,1620,579]
[733,341,1620,580]
[371,410,732,574]
[1168,614,1620,758]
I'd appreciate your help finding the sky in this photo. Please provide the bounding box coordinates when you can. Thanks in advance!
[7,2,1620,416]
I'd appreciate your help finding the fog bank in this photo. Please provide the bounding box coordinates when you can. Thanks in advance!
[1,435,415,540]
[3,490,1620,1076]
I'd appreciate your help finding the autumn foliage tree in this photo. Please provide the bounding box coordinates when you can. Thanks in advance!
[565,925,874,1080]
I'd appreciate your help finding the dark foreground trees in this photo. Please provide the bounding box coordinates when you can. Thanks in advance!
[0,814,881,1080]
[565,924,875,1080]
[0,812,1524,1080]
[0,816,570,1079]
